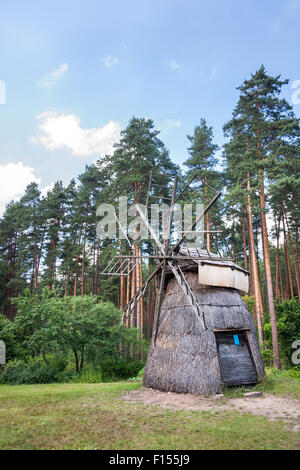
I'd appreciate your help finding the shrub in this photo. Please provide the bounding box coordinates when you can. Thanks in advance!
[270,366,300,379]
[0,359,60,384]
[75,365,102,383]
[48,354,68,372]
[260,348,275,367]
[100,358,145,380]
[128,366,145,382]
[264,298,300,366]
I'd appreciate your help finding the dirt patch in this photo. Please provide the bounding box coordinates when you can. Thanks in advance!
[123,388,300,432]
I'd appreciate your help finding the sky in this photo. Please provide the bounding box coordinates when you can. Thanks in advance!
[0,0,300,215]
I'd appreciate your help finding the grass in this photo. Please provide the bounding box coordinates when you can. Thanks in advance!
[0,374,299,450]
[223,368,300,399]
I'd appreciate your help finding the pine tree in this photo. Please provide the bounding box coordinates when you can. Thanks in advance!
[184,119,219,251]
[103,116,178,337]
[223,126,264,345]
[224,66,300,368]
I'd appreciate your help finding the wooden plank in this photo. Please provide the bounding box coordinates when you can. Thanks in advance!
[215,330,257,386]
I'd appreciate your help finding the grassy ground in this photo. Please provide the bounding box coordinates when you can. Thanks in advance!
[223,369,300,400]
[0,375,299,450]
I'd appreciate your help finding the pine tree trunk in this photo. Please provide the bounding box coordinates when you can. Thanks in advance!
[282,212,293,299]
[285,210,299,298]
[275,216,281,300]
[34,224,38,289]
[81,241,86,296]
[126,257,131,328]
[65,268,70,296]
[258,168,280,368]
[139,246,144,360]
[242,215,248,271]
[48,236,57,290]
[73,224,83,297]
[81,202,89,297]
[204,169,211,252]
[120,240,125,311]
[247,173,264,347]
[279,255,284,300]
[295,228,300,298]
[232,220,236,262]
[130,244,136,328]
[95,239,100,296]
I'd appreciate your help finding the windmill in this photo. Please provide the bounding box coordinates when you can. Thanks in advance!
[101,171,221,335]
[101,171,265,394]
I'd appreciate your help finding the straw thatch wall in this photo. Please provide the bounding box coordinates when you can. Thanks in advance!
[143,272,265,395]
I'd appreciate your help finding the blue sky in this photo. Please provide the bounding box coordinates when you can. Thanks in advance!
[0,0,299,213]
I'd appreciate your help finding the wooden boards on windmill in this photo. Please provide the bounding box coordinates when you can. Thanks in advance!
[197,260,249,293]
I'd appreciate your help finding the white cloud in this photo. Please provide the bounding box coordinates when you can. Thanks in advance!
[291,80,300,105]
[170,60,180,70]
[102,56,119,68]
[39,63,68,87]
[41,182,55,197]
[32,111,121,157]
[0,162,41,216]
[165,119,182,129]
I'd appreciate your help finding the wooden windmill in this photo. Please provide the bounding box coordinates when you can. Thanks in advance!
[101,172,265,394]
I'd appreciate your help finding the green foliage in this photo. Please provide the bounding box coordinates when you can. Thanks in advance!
[0,314,17,361]
[264,298,300,366]
[260,348,275,368]
[100,358,145,381]
[269,366,300,379]
[74,365,102,383]
[0,359,60,385]
[10,290,142,372]
[2,290,147,384]
[242,295,255,316]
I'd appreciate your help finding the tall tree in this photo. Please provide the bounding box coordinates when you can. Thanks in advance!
[184,119,219,251]
[103,116,178,338]
[225,66,300,368]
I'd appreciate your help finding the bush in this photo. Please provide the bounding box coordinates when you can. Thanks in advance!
[0,355,146,384]
[0,359,60,384]
[260,348,275,367]
[128,366,145,382]
[75,365,102,383]
[100,358,145,381]
[264,298,300,366]
[48,354,68,372]
[270,366,300,379]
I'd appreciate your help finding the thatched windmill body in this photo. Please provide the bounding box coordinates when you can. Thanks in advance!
[102,173,265,394]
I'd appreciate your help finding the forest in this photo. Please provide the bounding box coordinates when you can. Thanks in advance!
[0,65,299,380]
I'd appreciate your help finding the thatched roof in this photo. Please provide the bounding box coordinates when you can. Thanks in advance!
[143,271,265,395]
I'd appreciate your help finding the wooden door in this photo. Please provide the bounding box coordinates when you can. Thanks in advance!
[215,330,257,386]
